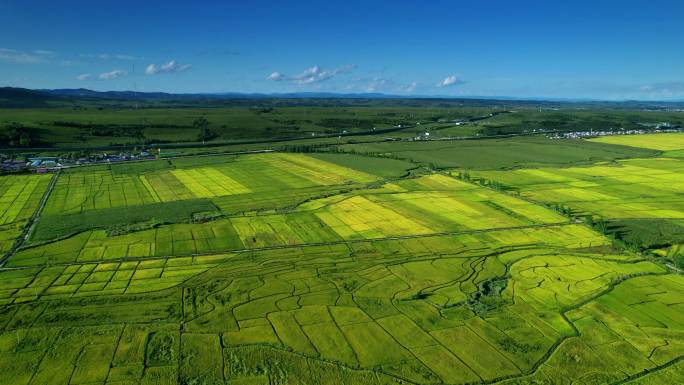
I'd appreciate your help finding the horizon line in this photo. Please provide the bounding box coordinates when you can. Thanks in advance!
[5,86,684,104]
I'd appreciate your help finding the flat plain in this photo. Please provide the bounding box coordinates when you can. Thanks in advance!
[0,138,682,385]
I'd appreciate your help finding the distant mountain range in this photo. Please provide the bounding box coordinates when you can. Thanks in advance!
[0,87,62,107]
[40,88,414,100]
[0,87,420,108]
[1,87,683,109]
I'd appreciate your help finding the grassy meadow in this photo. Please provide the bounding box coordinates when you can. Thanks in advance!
[2,101,683,150]
[338,137,657,169]
[0,105,489,147]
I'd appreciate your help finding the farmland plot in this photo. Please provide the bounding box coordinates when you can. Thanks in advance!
[36,153,388,243]
[472,157,684,219]
[589,132,684,151]
[44,153,379,214]
[502,274,684,385]
[165,153,379,197]
[43,169,159,215]
[312,174,568,239]
[0,174,51,254]
[0,219,637,385]
[0,254,230,304]
[0,150,682,385]
[10,173,574,266]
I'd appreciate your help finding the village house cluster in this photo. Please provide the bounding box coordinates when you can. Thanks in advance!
[0,149,157,173]
[546,124,682,139]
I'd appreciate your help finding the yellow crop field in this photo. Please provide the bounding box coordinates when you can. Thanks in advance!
[590,132,684,150]
[414,174,477,191]
[357,178,567,232]
[315,195,433,239]
[518,168,575,182]
[472,157,684,219]
[171,168,251,197]
[0,174,50,224]
[197,153,377,191]
[264,153,377,185]
[0,174,51,254]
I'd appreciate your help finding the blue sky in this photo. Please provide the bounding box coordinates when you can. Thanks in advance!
[1,0,683,100]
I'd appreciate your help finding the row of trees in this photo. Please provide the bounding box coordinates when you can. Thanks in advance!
[2,123,36,147]
[2,116,219,148]
[455,171,509,191]
[193,116,218,142]
[556,209,684,269]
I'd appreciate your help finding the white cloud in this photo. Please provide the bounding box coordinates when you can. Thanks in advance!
[79,53,138,61]
[365,77,388,92]
[0,48,138,67]
[635,82,684,99]
[145,60,191,75]
[267,64,357,85]
[98,69,128,80]
[114,54,137,60]
[266,71,285,81]
[0,48,46,64]
[77,73,93,81]
[344,76,419,94]
[400,81,418,93]
[297,65,356,84]
[437,75,462,88]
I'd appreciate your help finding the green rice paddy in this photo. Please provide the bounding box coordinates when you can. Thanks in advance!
[0,148,681,385]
